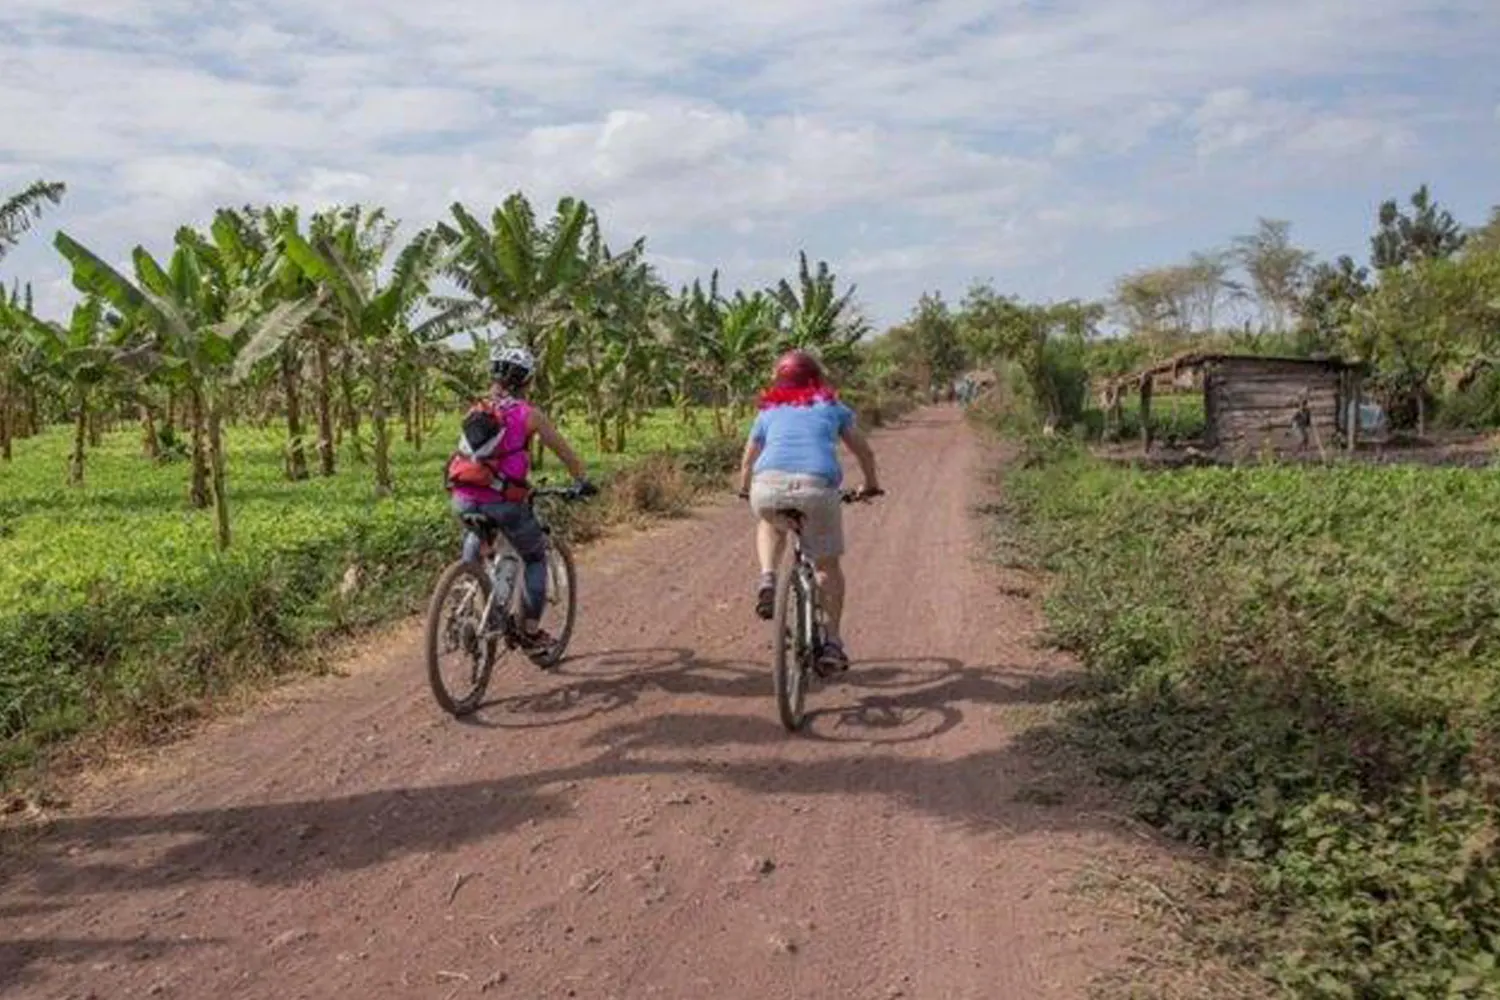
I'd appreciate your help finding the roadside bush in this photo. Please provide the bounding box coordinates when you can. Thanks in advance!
[1005,453,1500,997]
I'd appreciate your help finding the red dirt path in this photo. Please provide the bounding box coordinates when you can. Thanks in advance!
[1,407,1173,999]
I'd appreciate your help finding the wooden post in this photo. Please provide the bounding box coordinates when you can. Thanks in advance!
[1345,370,1360,452]
[1140,376,1153,452]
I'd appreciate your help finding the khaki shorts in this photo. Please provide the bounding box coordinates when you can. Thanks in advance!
[749,471,844,560]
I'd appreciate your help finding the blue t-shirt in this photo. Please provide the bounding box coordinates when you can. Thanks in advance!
[750,402,855,485]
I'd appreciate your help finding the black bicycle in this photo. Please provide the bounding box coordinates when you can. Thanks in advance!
[755,488,882,732]
[424,484,589,717]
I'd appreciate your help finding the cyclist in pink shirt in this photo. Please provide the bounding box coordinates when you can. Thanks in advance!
[447,344,595,654]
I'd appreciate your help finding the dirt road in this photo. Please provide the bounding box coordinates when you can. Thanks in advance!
[1,407,1166,999]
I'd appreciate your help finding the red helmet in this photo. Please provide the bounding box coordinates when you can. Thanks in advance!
[773,349,822,388]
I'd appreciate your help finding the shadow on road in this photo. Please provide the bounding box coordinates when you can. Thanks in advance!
[0,648,1106,990]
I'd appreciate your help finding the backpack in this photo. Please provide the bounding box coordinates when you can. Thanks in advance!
[444,403,526,492]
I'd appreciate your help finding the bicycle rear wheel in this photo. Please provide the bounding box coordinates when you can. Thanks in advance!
[425,560,499,716]
[773,562,812,731]
[526,537,577,669]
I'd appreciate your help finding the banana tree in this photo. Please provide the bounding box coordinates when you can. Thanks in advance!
[0,284,39,461]
[699,291,780,431]
[274,223,463,497]
[18,297,117,484]
[439,194,593,420]
[772,251,869,376]
[55,224,319,548]
[1,181,65,263]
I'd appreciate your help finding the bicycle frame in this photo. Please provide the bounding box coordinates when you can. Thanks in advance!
[782,515,824,665]
[460,485,579,642]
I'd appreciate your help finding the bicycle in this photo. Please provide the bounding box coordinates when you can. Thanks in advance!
[424,484,590,717]
[750,487,882,732]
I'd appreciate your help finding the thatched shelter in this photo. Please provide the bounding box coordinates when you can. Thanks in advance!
[1107,352,1367,455]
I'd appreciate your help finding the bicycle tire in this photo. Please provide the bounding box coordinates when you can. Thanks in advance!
[425,559,498,716]
[773,561,810,731]
[527,537,577,670]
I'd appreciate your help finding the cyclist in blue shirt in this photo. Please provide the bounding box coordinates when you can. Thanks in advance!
[737,350,882,670]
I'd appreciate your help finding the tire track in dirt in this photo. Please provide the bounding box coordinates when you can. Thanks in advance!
[1,406,1172,999]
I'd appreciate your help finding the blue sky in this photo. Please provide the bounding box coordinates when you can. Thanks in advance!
[2,0,1498,330]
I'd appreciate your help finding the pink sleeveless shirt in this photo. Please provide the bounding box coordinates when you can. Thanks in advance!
[451,397,533,504]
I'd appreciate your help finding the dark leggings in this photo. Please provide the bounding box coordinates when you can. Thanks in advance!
[453,498,548,620]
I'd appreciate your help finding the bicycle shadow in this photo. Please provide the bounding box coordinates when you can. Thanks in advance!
[462,645,1087,749]
[0,652,1103,992]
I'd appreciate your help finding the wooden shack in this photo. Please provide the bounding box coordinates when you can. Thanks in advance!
[1110,352,1364,455]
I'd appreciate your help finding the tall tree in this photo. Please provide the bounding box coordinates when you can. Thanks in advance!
[1184,249,1241,333]
[1113,266,1195,350]
[18,297,117,484]
[439,194,591,418]
[1372,183,1466,271]
[1344,257,1476,436]
[1232,218,1312,333]
[1298,255,1370,356]
[908,292,967,388]
[55,223,319,548]
[274,223,463,497]
[772,251,868,375]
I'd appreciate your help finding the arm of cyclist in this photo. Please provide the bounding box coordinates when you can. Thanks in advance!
[839,422,883,496]
[528,410,596,495]
[737,437,763,499]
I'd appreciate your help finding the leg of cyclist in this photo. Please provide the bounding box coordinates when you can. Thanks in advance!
[798,487,849,670]
[753,518,786,619]
[471,500,551,650]
[748,472,797,620]
[813,555,847,666]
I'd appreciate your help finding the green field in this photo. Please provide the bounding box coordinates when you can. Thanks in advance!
[0,409,739,778]
[1004,445,1500,997]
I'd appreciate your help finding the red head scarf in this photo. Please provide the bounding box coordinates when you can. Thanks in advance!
[758,349,840,409]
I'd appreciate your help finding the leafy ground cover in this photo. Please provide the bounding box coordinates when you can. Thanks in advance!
[0,409,742,781]
[1004,443,1500,997]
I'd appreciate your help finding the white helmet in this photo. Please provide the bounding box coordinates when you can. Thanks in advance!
[489,343,536,387]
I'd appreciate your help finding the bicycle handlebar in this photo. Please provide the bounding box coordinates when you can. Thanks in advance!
[531,483,596,501]
[734,487,885,503]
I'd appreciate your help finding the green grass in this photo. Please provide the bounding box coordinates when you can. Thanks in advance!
[1003,443,1500,998]
[0,408,738,781]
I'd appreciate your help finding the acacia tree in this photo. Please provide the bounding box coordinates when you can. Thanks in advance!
[1112,266,1195,350]
[1232,218,1312,333]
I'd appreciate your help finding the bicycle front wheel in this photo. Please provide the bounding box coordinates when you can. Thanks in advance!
[773,564,812,731]
[527,537,577,669]
[425,559,498,716]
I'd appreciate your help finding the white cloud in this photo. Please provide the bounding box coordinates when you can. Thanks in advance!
[1189,88,1414,176]
[1,0,1497,326]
